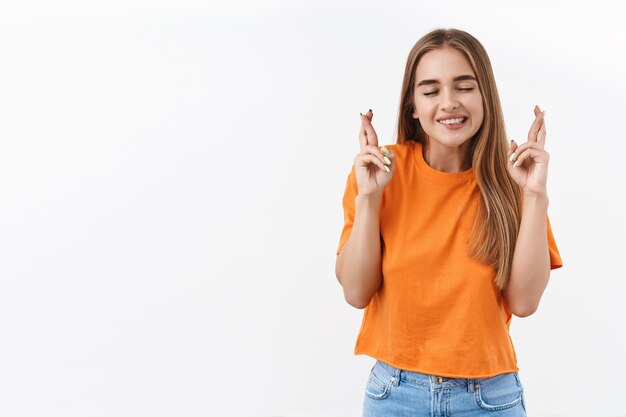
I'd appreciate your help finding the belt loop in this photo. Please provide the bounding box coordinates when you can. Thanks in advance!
[393,367,401,387]
[468,379,475,393]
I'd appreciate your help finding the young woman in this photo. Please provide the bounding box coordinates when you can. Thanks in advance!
[335,28,563,417]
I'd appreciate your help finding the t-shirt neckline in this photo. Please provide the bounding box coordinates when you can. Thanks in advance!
[411,141,474,183]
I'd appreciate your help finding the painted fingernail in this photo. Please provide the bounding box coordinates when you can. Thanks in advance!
[369,109,372,114]
[383,156,391,165]
[381,146,390,155]
[509,152,516,162]
[513,160,519,168]
[384,165,391,173]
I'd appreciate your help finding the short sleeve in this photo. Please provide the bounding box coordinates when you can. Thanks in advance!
[336,166,358,255]
[546,214,563,270]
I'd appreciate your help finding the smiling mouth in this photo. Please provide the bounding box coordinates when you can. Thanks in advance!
[438,117,467,125]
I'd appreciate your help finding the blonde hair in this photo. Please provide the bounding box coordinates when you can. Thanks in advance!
[396,28,522,291]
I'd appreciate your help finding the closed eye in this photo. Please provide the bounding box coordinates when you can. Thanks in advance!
[424,87,474,96]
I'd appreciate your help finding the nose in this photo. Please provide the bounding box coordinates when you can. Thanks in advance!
[441,87,460,111]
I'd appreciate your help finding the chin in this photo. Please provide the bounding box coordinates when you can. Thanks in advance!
[425,134,474,148]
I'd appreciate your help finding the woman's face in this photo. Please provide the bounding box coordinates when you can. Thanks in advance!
[413,46,484,148]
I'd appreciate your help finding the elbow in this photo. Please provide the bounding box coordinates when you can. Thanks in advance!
[512,302,538,318]
[337,277,372,309]
[338,277,372,309]
[335,253,378,309]
[345,292,371,309]
[503,288,539,318]
[503,279,543,318]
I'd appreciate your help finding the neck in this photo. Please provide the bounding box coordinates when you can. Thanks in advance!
[422,139,472,173]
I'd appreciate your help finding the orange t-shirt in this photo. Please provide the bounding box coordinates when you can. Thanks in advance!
[336,141,563,378]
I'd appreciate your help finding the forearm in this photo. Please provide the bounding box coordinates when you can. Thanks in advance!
[504,192,551,316]
[335,194,383,309]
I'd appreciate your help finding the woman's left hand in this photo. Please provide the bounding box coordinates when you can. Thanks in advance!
[507,105,550,196]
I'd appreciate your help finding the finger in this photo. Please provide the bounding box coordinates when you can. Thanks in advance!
[379,146,396,170]
[356,152,391,173]
[361,144,392,168]
[359,114,368,150]
[360,113,379,147]
[508,139,518,165]
[527,105,543,143]
[508,139,520,163]
[512,147,546,168]
[378,145,396,172]
[510,141,543,163]
[386,148,397,174]
[537,111,546,147]
[380,146,395,165]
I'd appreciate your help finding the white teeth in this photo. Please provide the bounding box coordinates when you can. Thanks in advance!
[439,117,465,125]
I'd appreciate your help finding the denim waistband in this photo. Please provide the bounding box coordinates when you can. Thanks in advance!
[374,359,480,391]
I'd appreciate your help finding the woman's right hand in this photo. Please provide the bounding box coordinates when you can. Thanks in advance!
[354,109,396,197]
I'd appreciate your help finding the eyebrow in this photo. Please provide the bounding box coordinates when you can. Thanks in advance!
[416,74,477,87]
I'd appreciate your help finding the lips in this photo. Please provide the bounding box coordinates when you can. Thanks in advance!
[438,117,467,125]
[437,115,468,122]
[437,116,468,129]
[437,114,468,123]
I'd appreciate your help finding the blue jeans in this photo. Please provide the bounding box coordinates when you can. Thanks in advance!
[363,360,527,416]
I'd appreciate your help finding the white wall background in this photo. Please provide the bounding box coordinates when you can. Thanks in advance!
[0,0,624,416]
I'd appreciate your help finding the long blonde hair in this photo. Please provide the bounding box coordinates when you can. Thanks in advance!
[396,28,522,291]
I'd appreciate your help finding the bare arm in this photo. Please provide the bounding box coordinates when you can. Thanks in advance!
[335,193,383,309]
[335,109,393,309]
[502,191,551,317]
[503,106,554,317]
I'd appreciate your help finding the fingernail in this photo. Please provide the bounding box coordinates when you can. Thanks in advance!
[383,156,391,165]
[369,109,372,113]
[360,112,363,116]
[384,165,391,173]
[536,104,542,112]
[509,152,516,162]
[542,110,545,117]
[513,160,519,168]
[381,146,390,155]
[510,139,514,145]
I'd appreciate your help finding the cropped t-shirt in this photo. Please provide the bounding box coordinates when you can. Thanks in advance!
[336,141,563,378]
